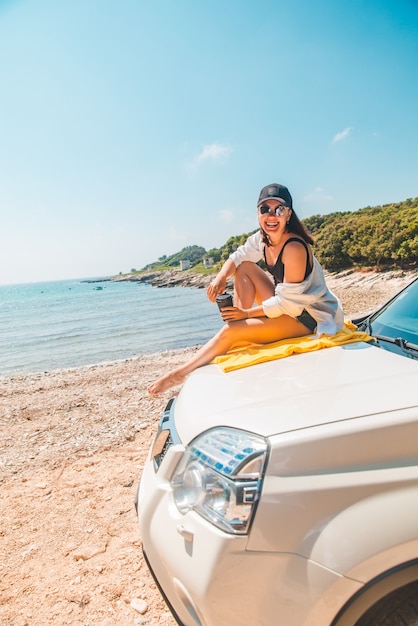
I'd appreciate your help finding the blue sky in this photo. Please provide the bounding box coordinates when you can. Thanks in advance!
[0,0,417,285]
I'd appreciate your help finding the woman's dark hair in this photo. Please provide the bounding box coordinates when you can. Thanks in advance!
[260,208,315,246]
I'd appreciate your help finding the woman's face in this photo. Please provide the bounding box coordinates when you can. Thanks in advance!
[258,199,292,239]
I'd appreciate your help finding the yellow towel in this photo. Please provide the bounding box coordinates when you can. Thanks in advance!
[212,321,374,372]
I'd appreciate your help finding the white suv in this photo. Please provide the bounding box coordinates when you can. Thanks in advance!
[136,277,418,626]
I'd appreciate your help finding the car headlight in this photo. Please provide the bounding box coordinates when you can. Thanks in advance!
[171,427,268,535]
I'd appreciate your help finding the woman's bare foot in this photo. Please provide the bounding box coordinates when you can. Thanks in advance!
[147,371,186,396]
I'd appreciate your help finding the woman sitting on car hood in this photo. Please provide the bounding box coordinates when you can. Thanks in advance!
[148,183,344,396]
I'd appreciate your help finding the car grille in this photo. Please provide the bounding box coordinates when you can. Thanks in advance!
[152,398,178,471]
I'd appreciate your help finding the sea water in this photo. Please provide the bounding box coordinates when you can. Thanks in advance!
[0,278,224,377]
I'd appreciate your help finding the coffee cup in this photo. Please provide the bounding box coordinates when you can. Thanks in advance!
[216,292,233,311]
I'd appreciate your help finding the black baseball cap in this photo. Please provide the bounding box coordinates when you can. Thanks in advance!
[257,183,293,209]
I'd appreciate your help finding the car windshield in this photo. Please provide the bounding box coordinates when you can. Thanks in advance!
[365,278,418,355]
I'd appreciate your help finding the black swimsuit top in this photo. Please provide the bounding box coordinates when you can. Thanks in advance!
[264,237,313,285]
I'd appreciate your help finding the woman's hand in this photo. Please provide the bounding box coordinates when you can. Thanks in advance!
[207,275,227,302]
[220,306,248,322]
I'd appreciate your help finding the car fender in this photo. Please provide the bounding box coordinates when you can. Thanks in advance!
[309,483,418,581]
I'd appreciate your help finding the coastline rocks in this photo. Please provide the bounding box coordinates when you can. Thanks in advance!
[112,270,217,289]
[111,268,416,304]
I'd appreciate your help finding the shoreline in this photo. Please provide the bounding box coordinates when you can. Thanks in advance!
[3,266,414,382]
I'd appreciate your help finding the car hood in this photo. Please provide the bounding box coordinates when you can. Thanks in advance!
[173,341,418,444]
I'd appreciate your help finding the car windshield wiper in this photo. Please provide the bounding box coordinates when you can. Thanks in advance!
[374,334,418,356]
[356,317,418,356]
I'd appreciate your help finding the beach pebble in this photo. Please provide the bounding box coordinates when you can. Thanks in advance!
[130,598,148,614]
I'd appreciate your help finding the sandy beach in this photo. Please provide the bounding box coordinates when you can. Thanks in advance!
[0,269,416,626]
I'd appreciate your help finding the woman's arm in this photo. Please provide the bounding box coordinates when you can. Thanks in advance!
[207,258,237,302]
[207,232,264,302]
[282,240,311,283]
[220,303,266,322]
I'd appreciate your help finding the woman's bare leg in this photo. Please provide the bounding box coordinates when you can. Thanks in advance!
[233,261,274,308]
[147,314,311,395]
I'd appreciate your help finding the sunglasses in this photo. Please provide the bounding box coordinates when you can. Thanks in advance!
[259,204,288,217]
